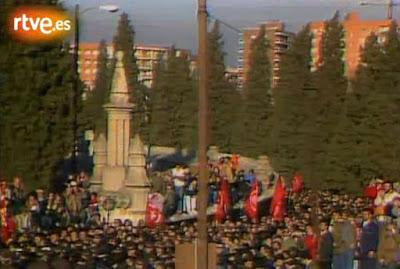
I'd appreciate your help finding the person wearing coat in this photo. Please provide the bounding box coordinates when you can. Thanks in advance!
[317,221,334,269]
[332,212,356,269]
[360,209,380,269]
[377,223,400,269]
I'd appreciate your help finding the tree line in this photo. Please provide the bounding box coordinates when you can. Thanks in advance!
[1,3,400,192]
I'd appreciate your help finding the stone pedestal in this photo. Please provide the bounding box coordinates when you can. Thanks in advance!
[102,166,126,192]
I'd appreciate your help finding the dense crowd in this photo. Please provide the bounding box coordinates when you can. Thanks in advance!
[151,156,258,218]
[0,158,398,268]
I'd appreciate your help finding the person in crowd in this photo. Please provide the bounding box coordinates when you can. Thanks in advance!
[377,222,400,269]
[304,224,318,260]
[360,208,380,269]
[65,181,82,225]
[172,165,186,214]
[183,176,197,215]
[245,169,256,186]
[1,168,400,269]
[163,184,177,218]
[332,211,355,269]
[317,220,334,269]
[391,197,400,227]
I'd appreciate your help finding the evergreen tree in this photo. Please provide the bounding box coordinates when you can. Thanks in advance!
[310,12,348,186]
[0,0,80,189]
[82,40,111,136]
[149,57,172,147]
[150,49,197,149]
[241,25,272,158]
[270,25,312,177]
[352,24,400,182]
[114,13,149,141]
[208,21,241,153]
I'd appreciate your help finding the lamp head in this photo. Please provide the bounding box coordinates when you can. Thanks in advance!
[99,5,119,13]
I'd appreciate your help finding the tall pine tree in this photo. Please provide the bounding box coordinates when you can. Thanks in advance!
[82,40,112,136]
[208,21,242,153]
[114,13,149,141]
[270,25,312,177]
[241,25,272,158]
[0,0,81,189]
[310,12,348,186]
[150,49,197,149]
[352,23,400,182]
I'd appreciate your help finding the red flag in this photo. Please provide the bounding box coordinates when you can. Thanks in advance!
[364,185,377,200]
[215,179,231,222]
[145,193,164,228]
[270,177,287,221]
[2,216,16,244]
[292,172,304,193]
[245,180,260,221]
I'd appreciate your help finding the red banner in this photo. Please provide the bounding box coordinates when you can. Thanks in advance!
[215,179,231,222]
[245,180,260,221]
[292,172,304,193]
[145,193,164,228]
[270,177,287,221]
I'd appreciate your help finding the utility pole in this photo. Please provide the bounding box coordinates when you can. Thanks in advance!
[197,0,209,268]
[360,0,399,19]
[72,4,80,176]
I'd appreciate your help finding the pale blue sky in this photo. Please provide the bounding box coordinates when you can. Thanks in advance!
[65,0,393,66]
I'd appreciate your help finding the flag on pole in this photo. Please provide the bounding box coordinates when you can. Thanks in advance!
[215,178,231,222]
[245,180,260,221]
[270,177,287,221]
[145,193,164,228]
[292,172,304,193]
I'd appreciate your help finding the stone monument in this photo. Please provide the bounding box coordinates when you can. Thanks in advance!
[92,51,150,222]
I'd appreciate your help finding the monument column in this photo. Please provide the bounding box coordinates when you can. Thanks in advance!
[102,51,135,192]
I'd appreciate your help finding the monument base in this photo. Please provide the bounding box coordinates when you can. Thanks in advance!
[102,166,126,192]
[105,208,146,225]
[125,186,149,216]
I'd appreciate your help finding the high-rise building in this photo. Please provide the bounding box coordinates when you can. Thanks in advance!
[238,21,294,88]
[310,12,393,78]
[78,43,193,90]
[79,42,101,90]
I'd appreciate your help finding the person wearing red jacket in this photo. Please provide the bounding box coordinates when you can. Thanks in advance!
[305,224,319,260]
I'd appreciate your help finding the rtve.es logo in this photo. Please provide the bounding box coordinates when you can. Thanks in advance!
[8,6,73,43]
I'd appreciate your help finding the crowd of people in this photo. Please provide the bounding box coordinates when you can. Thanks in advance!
[152,156,260,218]
[0,158,398,268]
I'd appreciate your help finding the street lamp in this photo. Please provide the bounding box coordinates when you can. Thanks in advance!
[71,4,119,176]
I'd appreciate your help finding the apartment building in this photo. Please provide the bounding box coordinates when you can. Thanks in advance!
[310,12,393,78]
[238,21,294,88]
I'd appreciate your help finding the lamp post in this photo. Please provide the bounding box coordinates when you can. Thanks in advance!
[71,4,119,176]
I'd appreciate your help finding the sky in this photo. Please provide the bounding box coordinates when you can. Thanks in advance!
[65,0,393,66]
